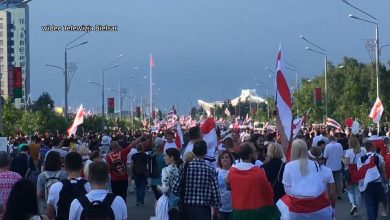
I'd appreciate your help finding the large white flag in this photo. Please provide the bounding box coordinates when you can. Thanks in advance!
[67,104,84,137]
[369,97,384,124]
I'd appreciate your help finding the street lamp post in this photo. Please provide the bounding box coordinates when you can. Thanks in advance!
[343,0,381,129]
[64,33,88,122]
[300,35,328,121]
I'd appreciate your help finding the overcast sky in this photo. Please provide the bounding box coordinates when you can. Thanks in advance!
[29,0,390,114]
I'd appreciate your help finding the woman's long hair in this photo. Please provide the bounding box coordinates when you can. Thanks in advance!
[349,136,361,154]
[291,139,309,176]
[165,148,183,167]
[3,179,39,220]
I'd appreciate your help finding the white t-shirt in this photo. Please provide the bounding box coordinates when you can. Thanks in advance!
[69,189,127,220]
[344,148,367,164]
[318,165,335,191]
[164,142,177,153]
[126,148,137,164]
[324,141,344,171]
[283,160,325,198]
[47,178,91,214]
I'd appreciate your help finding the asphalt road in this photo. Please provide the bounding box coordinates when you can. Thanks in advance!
[126,189,388,220]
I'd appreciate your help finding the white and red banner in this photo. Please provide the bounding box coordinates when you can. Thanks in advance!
[357,153,381,192]
[67,104,84,137]
[326,117,342,130]
[369,97,384,124]
[277,193,333,220]
[274,46,293,160]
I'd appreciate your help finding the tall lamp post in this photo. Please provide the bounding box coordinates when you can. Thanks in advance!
[108,74,135,119]
[300,35,328,121]
[343,0,381,129]
[64,33,88,122]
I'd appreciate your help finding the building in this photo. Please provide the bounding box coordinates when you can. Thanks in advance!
[0,1,30,105]
[198,89,268,116]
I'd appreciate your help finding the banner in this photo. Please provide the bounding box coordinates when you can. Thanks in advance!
[107,98,114,114]
[313,88,322,106]
[136,107,141,118]
[13,67,22,99]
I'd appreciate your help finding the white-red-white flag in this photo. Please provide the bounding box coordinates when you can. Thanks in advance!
[175,122,184,149]
[369,97,384,124]
[201,117,218,167]
[275,46,293,160]
[326,117,342,130]
[224,108,231,117]
[67,104,84,137]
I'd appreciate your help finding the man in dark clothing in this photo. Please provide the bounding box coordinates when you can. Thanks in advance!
[131,143,150,206]
[10,144,35,178]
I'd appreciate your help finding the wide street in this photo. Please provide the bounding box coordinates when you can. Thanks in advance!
[126,189,388,220]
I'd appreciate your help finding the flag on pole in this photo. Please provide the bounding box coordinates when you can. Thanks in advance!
[326,118,342,130]
[274,46,293,160]
[150,54,155,68]
[224,108,231,117]
[67,104,84,137]
[369,97,384,124]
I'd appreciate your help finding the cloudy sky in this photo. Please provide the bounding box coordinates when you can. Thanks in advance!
[29,0,390,114]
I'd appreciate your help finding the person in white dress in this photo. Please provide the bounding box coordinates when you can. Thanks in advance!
[155,148,182,220]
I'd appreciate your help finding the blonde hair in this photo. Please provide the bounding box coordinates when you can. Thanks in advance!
[183,151,195,163]
[267,143,284,160]
[349,137,361,154]
[291,139,309,176]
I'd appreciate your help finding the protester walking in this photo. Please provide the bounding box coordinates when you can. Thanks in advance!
[216,150,234,220]
[131,143,150,206]
[173,140,220,220]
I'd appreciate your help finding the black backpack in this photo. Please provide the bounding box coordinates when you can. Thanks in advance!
[78,193,115,220]
[133,155,148,177]
[56,178,88,220]
[149,153,160,178]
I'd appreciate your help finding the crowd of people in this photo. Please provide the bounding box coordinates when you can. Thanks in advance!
[0,123,389,220]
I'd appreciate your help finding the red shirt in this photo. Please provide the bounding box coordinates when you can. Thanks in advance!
[384,154,390,179]
[106,146,132,181]
[370,137,386,158]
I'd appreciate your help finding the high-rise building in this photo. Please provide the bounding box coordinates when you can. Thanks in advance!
[0,1,29,105]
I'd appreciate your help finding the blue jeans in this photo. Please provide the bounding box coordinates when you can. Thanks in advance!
[364,182,383,220]
[134,176,147,203]
[347,184,361,207]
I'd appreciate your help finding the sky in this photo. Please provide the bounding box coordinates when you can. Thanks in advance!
[28,0,390,114]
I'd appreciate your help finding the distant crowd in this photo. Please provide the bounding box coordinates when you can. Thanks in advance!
[0,124,389,220]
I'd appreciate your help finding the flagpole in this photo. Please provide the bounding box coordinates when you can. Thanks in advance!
[149,54,153,125]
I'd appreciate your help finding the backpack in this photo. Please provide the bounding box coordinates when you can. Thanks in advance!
[109,152,126,177]
[133,155,148,177]
[56,178,88,220]
[149,153,160,178]
[44,171,61,201]
[78,193,115,220]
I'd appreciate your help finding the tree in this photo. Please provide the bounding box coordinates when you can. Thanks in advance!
[32,92,55,111]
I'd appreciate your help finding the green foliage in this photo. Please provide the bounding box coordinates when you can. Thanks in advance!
[31,92,55,111]
[295,57,390,127]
